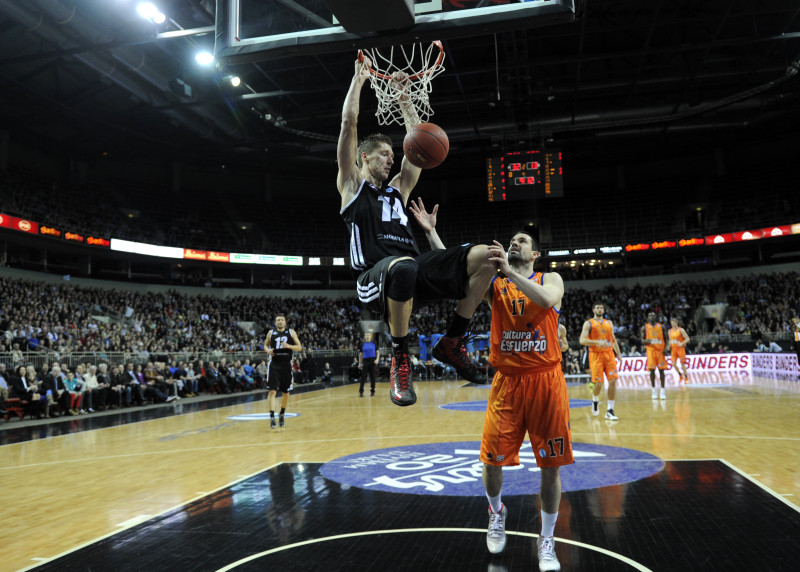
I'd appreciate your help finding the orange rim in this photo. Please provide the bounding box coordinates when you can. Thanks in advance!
[358,41,444,81]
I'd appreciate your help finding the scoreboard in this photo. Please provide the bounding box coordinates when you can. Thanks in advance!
[486,149,564,201]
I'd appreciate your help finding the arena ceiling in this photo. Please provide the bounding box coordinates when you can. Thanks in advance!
[0,0,799,174]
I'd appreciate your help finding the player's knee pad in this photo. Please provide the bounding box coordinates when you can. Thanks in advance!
[386,259,418,302]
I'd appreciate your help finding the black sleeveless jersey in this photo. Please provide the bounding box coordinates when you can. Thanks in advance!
[268,329,293,361]
[340,179,420,277]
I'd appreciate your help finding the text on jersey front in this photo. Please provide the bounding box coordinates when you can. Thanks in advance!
[500,330,548,353]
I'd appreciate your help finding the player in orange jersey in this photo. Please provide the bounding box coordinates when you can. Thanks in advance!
[479,230,572,571]
[579,302,622,421]
[641,312,668,400]
[668,318,691,383]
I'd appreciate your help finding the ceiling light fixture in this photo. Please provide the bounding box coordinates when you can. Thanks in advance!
[137,2,166,24]
[195,51,214,65]
[136,2,157,19]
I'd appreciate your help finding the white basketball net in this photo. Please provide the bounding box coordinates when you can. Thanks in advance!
[361,41,446,127]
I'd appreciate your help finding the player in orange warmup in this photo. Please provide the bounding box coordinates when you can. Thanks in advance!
[668,318,691,383]
[579,302,622,421]
[641,312,668,400]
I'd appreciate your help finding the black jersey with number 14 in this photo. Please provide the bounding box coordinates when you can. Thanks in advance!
[340,179,420,277]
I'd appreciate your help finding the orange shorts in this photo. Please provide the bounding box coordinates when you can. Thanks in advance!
[589,350,618,383]
[481,367,574,469]
[647,346,667,370]
[670,347,686,364]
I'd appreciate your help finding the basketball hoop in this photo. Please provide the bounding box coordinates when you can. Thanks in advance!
[358,41,446,127]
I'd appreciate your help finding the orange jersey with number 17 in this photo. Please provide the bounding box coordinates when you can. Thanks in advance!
[489,272,561,374]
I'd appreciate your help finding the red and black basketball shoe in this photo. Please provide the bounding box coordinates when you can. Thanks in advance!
[390,352,416,406]
[432,336,487,383]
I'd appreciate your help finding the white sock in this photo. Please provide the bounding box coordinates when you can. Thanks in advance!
[592,396,599,404]
[486,493,502,514]
[608,400,615,410]
[541,510,558,538]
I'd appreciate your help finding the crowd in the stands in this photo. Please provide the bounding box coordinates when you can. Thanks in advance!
[1,270,797,418]
[2,271,797,359]
[0,357,287,419]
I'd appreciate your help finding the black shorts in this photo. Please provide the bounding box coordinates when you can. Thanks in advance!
[267,360,293,392]
[355,244,475,318]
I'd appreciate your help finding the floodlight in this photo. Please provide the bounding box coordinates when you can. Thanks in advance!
[195,51,214,65]
[136,2,158,20]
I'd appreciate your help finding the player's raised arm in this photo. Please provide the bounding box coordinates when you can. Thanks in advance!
[337,57,371,205]
[389,71,422,202]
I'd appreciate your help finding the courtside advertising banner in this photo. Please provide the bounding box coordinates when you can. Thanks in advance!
[750,352,800,375]
[617,353,751,374]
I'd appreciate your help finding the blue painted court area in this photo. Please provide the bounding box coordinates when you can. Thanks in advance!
[441,399,592,412]
[321,441,664,496]
[227,412,300,421]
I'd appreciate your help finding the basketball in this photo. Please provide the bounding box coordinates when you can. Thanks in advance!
[403,122,449,169]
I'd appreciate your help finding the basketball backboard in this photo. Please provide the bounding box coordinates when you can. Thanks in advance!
[215,0,575,65]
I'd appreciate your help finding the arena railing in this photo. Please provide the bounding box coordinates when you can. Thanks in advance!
[0,349,358,370]
[689,332,794,344]
[2,335,792,372]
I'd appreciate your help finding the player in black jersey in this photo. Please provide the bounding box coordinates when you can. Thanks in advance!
[337,55,496,407]
[265,314,302,429]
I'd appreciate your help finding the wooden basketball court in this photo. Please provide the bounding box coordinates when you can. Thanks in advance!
[3,372,799,571]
